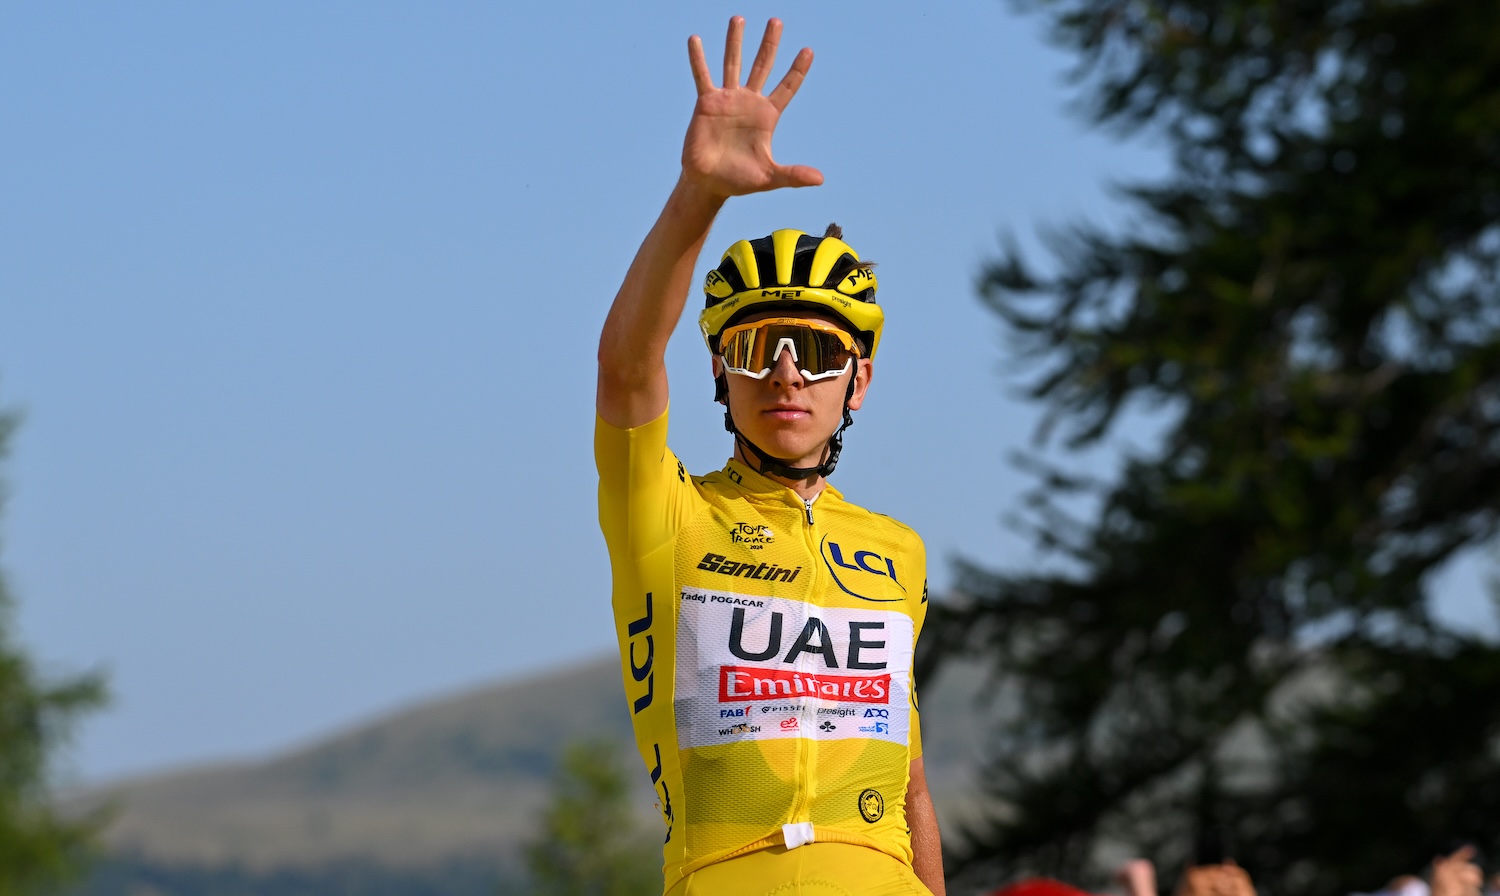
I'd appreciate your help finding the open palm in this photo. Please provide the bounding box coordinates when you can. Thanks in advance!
[683,18,822,198]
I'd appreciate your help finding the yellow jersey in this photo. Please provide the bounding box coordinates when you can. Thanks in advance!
[595,407,929,890]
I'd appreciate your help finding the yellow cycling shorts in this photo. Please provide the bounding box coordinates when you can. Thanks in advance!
[665,842,934,896]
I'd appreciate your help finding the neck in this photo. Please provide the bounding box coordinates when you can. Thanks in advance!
[732,442,827,501]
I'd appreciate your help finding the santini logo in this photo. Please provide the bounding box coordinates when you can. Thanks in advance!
[698,553,801,583]
[819,537,905,602]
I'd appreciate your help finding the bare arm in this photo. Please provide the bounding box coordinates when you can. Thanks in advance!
[596,17,822,429]
[908,757,946,895]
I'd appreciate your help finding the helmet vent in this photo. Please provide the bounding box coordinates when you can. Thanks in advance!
[791,233,823,286]
[748,236,780,287]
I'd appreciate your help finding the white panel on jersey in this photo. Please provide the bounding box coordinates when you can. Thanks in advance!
[674,586,914,749]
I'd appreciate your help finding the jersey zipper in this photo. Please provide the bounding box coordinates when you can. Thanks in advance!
[789,492,820,834]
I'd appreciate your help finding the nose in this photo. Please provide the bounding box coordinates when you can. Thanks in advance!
[768,344,805,388]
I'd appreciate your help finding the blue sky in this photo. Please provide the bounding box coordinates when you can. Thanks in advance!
[2,2,1493,783]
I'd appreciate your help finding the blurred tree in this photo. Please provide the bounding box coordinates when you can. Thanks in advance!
[919,1,1500,894]
[0,407,107,894]
[521,740,658,896]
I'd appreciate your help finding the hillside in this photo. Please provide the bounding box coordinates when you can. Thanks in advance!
[75,653,998,892]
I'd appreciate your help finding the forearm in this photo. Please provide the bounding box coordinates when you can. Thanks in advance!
[908,759,946,895]
[596,175,725,428]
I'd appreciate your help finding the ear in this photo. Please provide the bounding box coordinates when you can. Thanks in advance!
[845,359,874,411]
[711,356,729,405]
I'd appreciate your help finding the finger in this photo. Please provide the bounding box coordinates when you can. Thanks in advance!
[687,35,714,95]
[771,163,824,190]
[722,16,744,88]
[767,47,813,112]
[745,18,782,93]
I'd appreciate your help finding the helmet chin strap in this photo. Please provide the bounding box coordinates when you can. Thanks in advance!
[716,374,856,482]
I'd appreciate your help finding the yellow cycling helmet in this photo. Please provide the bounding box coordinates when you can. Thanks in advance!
[700,225,882,482]
[699,226,883,359]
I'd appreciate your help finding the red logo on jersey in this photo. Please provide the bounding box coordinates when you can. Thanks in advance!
[718,666,890,704]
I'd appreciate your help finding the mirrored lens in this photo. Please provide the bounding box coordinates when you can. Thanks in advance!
[720,322,856,380]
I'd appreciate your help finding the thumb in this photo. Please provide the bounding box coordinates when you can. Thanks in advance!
[771,163,824,189]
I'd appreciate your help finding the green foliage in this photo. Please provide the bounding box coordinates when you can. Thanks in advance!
[0,407,108,894]
[69,855,522,896]
[920,1,1500,893]
[522,741,659,896]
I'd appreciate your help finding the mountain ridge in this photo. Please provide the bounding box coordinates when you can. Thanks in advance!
[82,652,996,873]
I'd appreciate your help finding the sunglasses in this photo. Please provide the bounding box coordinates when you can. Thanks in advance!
[719,317,861,382]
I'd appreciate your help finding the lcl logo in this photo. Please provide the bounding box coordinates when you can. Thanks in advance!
[820,536,906,602]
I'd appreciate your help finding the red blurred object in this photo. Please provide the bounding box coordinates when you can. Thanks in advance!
[988,878,1097,896]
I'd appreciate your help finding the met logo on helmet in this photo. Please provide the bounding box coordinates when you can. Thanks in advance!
[820,536,905,602]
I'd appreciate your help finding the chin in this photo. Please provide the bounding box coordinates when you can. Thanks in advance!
[771,446,825,466]
[745,430,827,464]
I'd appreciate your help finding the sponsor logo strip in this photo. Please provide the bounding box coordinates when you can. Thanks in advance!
[674,586,914,748]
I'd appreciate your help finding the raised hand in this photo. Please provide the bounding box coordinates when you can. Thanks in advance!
[682,17,823,199]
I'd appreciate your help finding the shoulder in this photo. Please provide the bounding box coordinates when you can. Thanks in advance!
[838,497,924,539]
[694,468,732,493]
[869,510,922,541]
[832,498,926,557]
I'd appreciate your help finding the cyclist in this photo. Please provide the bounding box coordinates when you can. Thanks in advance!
[596,17,943,896]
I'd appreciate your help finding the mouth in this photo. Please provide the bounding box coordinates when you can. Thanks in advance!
[762,405,811,422]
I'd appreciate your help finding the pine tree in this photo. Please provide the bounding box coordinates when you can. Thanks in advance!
[920,1,1500,893]
[0,407,107,894]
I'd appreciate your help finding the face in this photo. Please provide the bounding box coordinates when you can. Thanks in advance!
[714,310,873,469]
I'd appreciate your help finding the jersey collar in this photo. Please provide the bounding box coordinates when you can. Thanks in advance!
[721,457,844,505]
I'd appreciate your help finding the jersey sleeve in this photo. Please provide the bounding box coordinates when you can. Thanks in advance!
[907,535,929,762]
[595,405,697,561]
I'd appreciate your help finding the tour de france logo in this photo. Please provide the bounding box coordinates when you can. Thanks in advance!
[858,788,884,823]
[729,522,775,549]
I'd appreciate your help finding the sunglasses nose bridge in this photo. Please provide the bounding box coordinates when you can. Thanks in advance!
[771,336,800,366]
[766,337,808,385]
